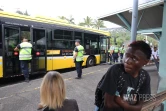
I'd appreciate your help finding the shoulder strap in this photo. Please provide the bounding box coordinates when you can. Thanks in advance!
[117,65,146,94]
[135,70,146,93]
[116,65,126,93]
[95,74,105,107]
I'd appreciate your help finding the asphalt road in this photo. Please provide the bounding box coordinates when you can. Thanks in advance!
[0,64,159,111]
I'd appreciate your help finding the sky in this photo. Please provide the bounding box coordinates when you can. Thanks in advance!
[0,0,154,28]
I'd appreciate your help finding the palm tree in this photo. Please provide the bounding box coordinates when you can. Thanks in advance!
[58,16,67,20]
[93,20,106,29]
[79,16,93,27]
[78,22,85,26]
[24,10,30,16]
[66,15,75,24]
[16,10,24,15]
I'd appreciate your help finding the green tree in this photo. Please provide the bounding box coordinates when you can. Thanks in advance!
[93,20,106,29]
[78,22,85,26]
[16,10,30,16]
[58,16,67,20]
[79,16,93,27]
[66,15,75,24]
[16,10,24,15]
[24,10,30,16]
[107,28,159,47]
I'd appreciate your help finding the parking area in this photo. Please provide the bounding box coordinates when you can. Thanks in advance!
[0,64,159,111]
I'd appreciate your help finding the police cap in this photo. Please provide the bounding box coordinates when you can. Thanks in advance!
[75,39,81,43]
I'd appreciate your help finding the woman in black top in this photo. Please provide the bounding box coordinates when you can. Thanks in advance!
[38,71,79,111]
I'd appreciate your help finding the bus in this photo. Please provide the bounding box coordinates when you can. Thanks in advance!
[0,11,110,78]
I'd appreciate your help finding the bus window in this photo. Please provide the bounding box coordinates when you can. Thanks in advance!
[33,29,45,50]
[84,33,99,54]
[74,31,82,44]
[4,27,19,51]
[51,40,74,49]
[54,29,63,39]
[21,27,30,41]
[69,41,75,49]
[84,33,99,49]
[64,30,72,40]
[54,29,73,40]
[47,30,52,50]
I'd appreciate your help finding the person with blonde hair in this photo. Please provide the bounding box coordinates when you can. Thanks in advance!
[38,71,79,111]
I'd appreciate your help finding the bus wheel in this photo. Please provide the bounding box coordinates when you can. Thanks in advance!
[86,56,95,67]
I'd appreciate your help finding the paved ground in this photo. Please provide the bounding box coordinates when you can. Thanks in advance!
[0,64,159,111]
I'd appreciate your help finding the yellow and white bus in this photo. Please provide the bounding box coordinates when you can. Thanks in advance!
[0,11,110,78]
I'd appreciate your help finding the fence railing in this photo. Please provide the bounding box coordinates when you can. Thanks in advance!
[142,90,166,111]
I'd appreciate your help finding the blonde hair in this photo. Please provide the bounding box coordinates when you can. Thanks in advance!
[40,71,66,109]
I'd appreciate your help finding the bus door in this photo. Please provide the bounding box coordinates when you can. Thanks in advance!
[100,36,108,63]
[2,25,21,77]
[31,28,47,74]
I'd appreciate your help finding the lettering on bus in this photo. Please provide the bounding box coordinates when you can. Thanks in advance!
[62,50,73,56]
[5,22,29,27]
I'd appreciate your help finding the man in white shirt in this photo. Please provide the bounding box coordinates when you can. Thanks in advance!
[148,46,154,65]
[152,46,159,71]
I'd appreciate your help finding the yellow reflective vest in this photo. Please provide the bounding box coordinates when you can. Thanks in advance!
[73,45,84,62]
[113,46,119,53]
[19,42,32,60]
[119,47,125,53]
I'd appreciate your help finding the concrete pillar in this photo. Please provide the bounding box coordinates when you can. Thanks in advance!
[158,0,166,91]
[157,1,166,110]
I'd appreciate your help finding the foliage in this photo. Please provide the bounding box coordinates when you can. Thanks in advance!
[16,10,30,16]
[58,16,75,24]
[79,16,106,29]
[108,28,158,47]
[58,16,67,20]
[93,20,106,29]
[79,16,93,27]
[24,10,30,16]
[16,10,24,15]
[66,15,75,24]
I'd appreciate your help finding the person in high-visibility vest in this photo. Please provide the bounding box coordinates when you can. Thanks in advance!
[119,44,125,62]
[108,45,114,65]
[73,39,84,79]
[112,43,119,63]
[14,37,32,82]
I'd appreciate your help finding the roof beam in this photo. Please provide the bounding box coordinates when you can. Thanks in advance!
[117,13,131,31]
[137,10,145,28]
[137,27,162,33]
[154,32,160,40]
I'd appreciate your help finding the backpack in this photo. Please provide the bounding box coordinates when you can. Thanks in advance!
[94,65,147,110]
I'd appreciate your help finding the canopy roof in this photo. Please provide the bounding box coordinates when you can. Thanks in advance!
[98,0,164,40]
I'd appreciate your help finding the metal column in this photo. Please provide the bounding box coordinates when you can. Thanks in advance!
[130,0,138,42]
[158,0,166,90]
[158,1,166,110]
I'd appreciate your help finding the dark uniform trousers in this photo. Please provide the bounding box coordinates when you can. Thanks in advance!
[75,61,83,78]
[20,60,30,79]
[113,53,119,63]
